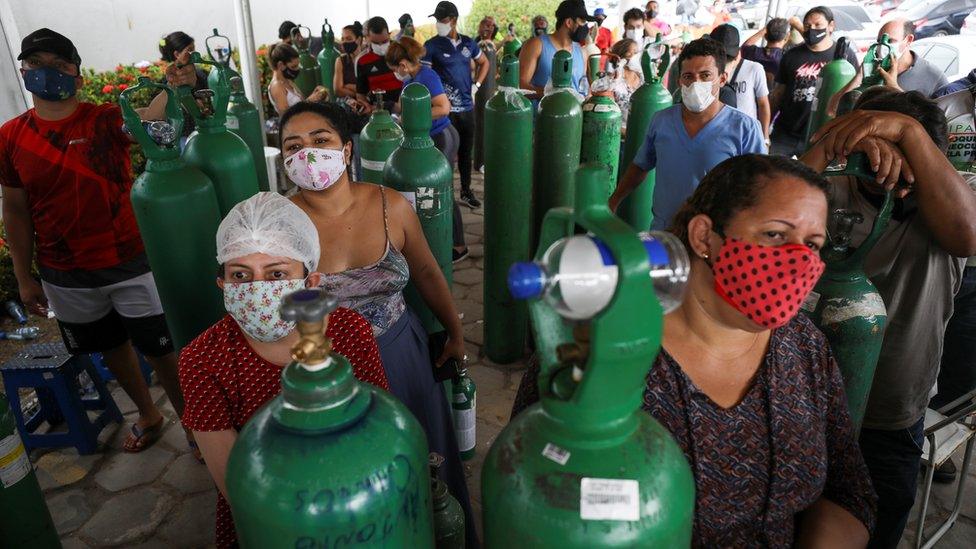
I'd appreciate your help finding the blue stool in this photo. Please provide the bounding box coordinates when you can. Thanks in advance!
[1,342,122,455]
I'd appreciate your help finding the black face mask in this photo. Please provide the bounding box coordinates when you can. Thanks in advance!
[804,28,828,46]
[647,9,658,19]
[535,26,548,36]
[571,23,589,43]
[595,17,606,27]
[341,41,358,55]
[283,66,300,80]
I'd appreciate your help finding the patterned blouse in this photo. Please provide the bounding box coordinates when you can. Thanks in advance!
[511,315,876,547]
[319,186,410,337]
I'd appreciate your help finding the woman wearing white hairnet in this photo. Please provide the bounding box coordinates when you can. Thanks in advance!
[177,192,389,549]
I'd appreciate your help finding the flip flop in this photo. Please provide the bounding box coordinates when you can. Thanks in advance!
[122,417,165,453]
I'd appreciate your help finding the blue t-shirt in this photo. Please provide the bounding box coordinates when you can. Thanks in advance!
[406,66,451,136]
[423,35,482,112]
[633,105,766,230]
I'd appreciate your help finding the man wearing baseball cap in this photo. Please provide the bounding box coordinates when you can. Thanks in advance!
[710,24,771,141]
[593,7,613,56]
[1,28,195,456]
[425,1,490,210]
[519,0,594,105]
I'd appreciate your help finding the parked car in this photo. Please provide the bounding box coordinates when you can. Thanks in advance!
[910,34,976,83]
[959,8,976,34]
[894,0,976,39]
[783,0,883,54]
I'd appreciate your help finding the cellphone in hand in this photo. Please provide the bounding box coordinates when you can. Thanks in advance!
[429,331,461,382]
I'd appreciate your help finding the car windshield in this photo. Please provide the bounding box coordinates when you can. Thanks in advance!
[833,5,873,24]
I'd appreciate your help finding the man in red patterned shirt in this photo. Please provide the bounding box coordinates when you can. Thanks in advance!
[179,192,388,548]
[0,29,199,453]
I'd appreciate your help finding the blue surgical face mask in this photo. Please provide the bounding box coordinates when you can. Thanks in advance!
[23,66,77,101]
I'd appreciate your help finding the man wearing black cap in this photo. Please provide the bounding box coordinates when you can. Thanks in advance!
[519,0,594,104]
[425,1,490,209]
[0,29,194,455]
[395,14,415,41]
[710,24,771,141]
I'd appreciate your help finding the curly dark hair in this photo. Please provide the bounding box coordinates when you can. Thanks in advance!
[623,8,645,25]
[669,155,830,249]
[677,37,728,75]
[279,101,353,146]
[854,88,949,153]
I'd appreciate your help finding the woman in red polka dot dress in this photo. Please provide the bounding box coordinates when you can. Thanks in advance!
[178,193,388,549]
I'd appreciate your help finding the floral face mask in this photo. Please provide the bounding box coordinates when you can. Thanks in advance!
[284,147,347,191]
[224,278,307,342]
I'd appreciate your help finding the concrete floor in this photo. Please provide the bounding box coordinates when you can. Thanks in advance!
[22,173,976,547]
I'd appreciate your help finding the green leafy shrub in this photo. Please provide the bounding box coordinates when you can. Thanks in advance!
[465,0,562,41]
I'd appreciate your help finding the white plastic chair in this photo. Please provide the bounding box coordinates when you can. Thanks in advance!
[914,389,976,548]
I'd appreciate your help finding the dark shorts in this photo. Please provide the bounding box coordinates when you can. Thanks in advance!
[40,255,174,357]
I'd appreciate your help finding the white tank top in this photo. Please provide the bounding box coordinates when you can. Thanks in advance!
[269,80,303,115]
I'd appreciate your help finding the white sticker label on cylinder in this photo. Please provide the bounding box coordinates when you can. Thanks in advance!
[453,408,476,452]
[361,159,386,171]
[0,433,31,488]
[580,478,640,521]
[225,116,240,130]
[542,442,571,465]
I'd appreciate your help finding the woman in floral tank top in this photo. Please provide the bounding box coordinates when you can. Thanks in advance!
[278,101,479,548]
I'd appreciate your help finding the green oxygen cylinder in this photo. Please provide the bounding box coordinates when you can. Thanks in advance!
[473,39,498,171]
[359,91,404,184]
[482,165,695,547]
[451,369,477,461]
[120,78,224,348]
[503,24,521,58]
[291,25,321,97]
[804,61,856,148]
[837,35,893,117]
[533,50,583,252]
[226,289,434,548]
[0,393,60,548]
[205,28,240,90]
[618,35,672,231]
[580,54,622,197]
[227,76,271,192]
[317,19,339,99]
[484,55,533,364]
[383,83,454,334]
[430,453,465,548]
[801,154,892,432]
[181,52,259,217]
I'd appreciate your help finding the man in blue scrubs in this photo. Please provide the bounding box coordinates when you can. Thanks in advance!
[610,38,766,230]
[425,1,490,208]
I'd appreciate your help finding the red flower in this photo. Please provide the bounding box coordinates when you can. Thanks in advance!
[139,67,149,74]
[102,84,114,94]
[116,65,124,72]
[118,84,128,91]
[256,48,267,56]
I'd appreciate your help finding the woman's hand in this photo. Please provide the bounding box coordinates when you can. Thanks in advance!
[436,334,467,367]
[165,47,197,88]
[308,85,329,102]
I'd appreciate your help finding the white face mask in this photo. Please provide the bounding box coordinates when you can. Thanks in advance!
[370,41,390,56]
[627,55,642,72]
[625,27,643,41]
[436,21,453,37]
[394,69,411,82]
[681,81,716,113]
[284,147,347,191]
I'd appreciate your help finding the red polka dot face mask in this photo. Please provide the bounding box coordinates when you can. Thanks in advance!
[711,237,825,330]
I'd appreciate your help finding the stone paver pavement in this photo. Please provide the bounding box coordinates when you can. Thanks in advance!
[24,172,976,546]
